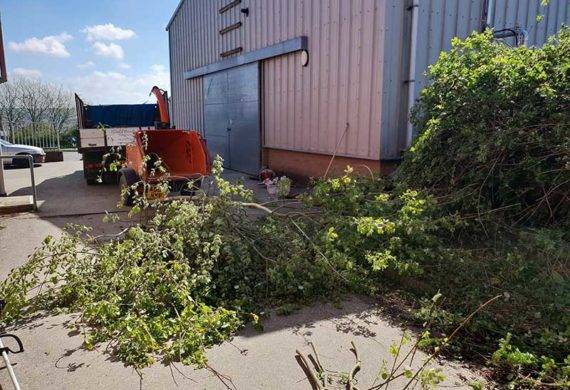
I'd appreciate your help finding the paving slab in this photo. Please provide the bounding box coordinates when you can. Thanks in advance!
[2,297,483,390]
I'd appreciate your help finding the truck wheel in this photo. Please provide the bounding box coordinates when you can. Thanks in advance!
[180,179,203,196]
[119,174,135,206]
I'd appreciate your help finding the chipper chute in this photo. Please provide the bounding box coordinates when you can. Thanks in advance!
[119,129,211,205]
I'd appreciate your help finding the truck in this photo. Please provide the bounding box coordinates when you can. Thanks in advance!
[76,87,211,204]
[75,87,170,185]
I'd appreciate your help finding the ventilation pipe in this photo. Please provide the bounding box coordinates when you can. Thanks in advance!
[484,0,528,47]
[405,0,420,148]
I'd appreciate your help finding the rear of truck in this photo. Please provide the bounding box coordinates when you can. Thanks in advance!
[75,94,160,184]
[75,88,212,205]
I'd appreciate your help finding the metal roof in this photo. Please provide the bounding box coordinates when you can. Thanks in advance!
[166,0,186,31]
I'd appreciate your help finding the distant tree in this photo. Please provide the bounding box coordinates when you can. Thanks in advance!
[19,78,51,132]
[0,78,25,141]
[0,77,75,147]
[44,84,74,148]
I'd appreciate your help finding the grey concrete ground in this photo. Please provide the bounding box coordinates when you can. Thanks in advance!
[0,153,483,389]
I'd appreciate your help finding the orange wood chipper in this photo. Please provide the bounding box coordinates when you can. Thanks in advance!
[118,87,211,205]
[120,128,211,205]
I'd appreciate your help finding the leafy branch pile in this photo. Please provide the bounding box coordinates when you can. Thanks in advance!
[392,29,569,387]
[306,168,568,387]
[0,159,456,372]
[397,29,569,226]
[0,177,244,368]
[0,30,568,388]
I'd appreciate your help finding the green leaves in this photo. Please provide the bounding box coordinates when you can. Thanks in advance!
[0,119,567,389]
[311,172,453,280]
[0,191,251,368]
[398,28,570,227]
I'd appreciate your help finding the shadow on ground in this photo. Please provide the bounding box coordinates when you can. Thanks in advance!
[1,295,482,390]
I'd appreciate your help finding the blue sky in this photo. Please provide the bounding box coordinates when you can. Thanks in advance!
[2,0,180,104]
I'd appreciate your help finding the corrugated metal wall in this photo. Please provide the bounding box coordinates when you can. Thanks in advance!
[489,0,569,46]
[380,0,569,159]
[168,0,249,132]
[168,0,385,160]
[168,0,569,161]
[380,0,484,159]
[379,0,411,160]
[413,0,484,101]
[261,0,385,160]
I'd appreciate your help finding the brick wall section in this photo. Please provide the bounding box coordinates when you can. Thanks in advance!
[262,148,397,184]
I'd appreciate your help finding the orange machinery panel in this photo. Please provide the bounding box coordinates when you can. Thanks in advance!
[126,130,210,183]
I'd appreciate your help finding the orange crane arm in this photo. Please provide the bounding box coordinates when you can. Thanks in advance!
[150,86,170,126]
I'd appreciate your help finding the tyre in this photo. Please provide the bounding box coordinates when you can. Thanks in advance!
[14,154,31,168]
[180,179,203,196]
[102,171,119,185]
[119,174,135,206]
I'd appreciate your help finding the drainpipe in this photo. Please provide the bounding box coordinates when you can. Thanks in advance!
[0,14,6,196]
[485,0,494,29]
[405,0,419,148]
[519,28,528,46]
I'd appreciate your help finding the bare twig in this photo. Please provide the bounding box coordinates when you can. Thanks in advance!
[401,294,503,390]
[348,341,361,390]
[296,349,325,390]
[324,123,350,179]
[206,363,237,390]
[90,227,130,241]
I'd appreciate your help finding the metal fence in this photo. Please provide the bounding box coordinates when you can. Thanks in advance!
[0,121,76,149]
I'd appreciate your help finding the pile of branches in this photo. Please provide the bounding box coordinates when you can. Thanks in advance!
[0,158,342,370]
[0,159,461,371]
[397,28,570,226]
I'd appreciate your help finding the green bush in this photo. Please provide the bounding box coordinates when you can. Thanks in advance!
[397,29,570,226]
[389,28,570,387]
[305,168,463,290]
[59,127,78,148]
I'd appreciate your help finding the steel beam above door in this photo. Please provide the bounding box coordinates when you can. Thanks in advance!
[185,36,307,80]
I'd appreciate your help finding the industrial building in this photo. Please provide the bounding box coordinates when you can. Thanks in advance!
[167,0,569,178]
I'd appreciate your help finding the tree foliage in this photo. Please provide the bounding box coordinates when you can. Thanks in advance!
[0,77,75,147]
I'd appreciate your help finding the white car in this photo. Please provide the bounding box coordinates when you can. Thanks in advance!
[0,138,46,167]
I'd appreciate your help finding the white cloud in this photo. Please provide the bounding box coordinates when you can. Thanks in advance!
[92,42,124,60]
[67,64,169,104]
[118,62,131,69]
[150,64,166,73]
[9,33,72,57]
[77,61,95,69]
[82,24,135,41]
[12,68,42,78]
